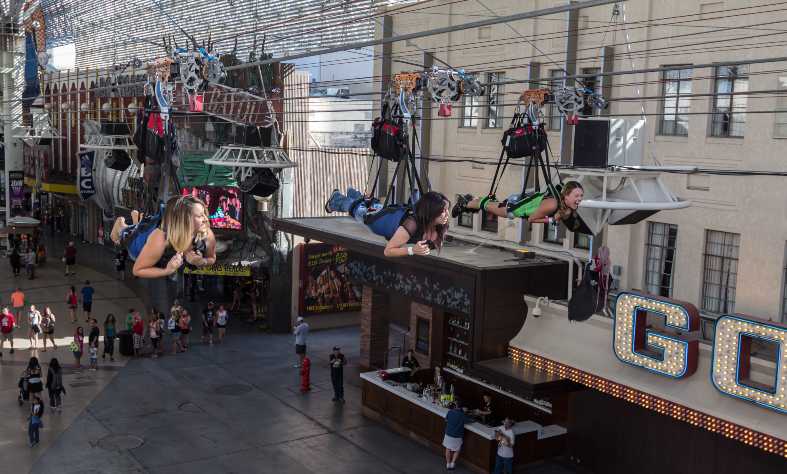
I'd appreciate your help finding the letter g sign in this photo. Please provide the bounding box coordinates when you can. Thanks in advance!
[613,292,700,379]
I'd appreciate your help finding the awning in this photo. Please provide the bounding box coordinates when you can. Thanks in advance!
[469,357,576,399]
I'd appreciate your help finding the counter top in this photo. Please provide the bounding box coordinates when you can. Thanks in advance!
[361,371,566,440]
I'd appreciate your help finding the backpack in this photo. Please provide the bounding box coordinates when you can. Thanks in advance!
[371,102,408,162]
[502,112,545,159]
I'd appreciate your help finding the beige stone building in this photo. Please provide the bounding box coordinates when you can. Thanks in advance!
[373,0,787,329]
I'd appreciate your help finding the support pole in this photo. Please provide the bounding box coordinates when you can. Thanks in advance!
[418,51,434,186]
[377,15,392,201]
[559,2,579,165]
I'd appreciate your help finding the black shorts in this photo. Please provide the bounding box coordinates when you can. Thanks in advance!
[83,302,92,312]
[65,257,76,265]
[295,344,306,355]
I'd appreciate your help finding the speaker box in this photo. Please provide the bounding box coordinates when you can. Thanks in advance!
[240,168,279,198]
[101,121,131,136]
[573,119,610,168]
[105,149,132,171]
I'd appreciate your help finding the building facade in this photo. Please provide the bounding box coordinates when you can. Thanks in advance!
[374,0,787,327]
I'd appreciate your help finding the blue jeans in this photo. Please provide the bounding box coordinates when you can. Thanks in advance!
[493,455,513,474]
[328,188,383,223]
[29,416,41,445]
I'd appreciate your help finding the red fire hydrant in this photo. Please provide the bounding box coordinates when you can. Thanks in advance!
[300,356,311,393]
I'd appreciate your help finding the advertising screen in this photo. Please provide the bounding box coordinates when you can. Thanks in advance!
[180,186,242,230]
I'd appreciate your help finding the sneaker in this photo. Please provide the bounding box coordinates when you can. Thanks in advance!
[324,189,340,214]
[451,194,470,218]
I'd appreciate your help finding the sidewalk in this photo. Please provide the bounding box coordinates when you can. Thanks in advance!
[0,243,145,472]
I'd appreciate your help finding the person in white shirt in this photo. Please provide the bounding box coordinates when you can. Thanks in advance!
[28,305,42,350]
[293,317,309,368]
[215,305,229,343]
[493,418,515,474]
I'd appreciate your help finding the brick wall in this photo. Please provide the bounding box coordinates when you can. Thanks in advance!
[359,286,390,370]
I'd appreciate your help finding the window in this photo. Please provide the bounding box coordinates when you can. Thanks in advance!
[415,317,430,354]
[643,222,678,297]
[457,210,473,229]
[659,66,692,136]
[547,69,563,131]
[710,65,748,137]
[486,72,504,128]
[702,230,740,313]
[460,95,480,128]
[542,220,565,245]
[774,77,787,138]
[573,232,591,250]
[481,208,498,233]
[579,67,600,117]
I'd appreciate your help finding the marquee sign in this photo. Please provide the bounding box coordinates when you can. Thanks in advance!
[613,291,786,414]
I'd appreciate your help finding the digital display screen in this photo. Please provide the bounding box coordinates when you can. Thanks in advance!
[180,186,242,230]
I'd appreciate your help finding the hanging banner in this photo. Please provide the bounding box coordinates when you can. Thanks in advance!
[298,243,362,315]
[9,170,24,208]
[183,263,251,277]
[78,150,96,201]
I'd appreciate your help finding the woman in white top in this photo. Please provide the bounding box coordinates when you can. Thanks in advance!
[216,305,229,344]
[28,305,42,350]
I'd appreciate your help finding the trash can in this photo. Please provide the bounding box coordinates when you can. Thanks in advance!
[118,330,134,356]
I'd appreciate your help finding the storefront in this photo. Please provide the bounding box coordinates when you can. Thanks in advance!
[274,216,572,472]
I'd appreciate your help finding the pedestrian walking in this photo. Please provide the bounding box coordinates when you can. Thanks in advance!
[24,357,44,400]
[66,286,78,323]
[63,241,77,276]
[40,307,57,351]
[178,310,191,351]
[216,304,228,343]
[201,302,215,345]
[166,308,180,353]
[149,312,161,357]
[88,318,100,350]
[293,317,309,368]
[71,327,84,368]
[28,305,42,351]
[493,418,516,474]
[81,281,94,322]
[28,394,45,447]
[45,358,65,411]
[443,401,468,471]
[103,314,117,361]
[11,287,25,322]
[114,249,127,280]
[132,312,144,357]
[0,307,16,356]
[24,247,36,280]
[330,346,347,403]
[10,247,21,277]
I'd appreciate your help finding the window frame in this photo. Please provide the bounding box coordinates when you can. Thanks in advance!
[542,220,565,245]
[579,67,601,117]
[485,71,504,129]
[701,229,740,314]
[643,222,678,298]
[774,76,787,138]
[547,69,564,131]
[710,64,749,138]
[658,65,693,136]
[460,94,481,128]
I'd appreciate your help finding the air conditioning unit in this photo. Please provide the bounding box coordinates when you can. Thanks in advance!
[572,118,646,168]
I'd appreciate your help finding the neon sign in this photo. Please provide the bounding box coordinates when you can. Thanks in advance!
[613,291,787,413]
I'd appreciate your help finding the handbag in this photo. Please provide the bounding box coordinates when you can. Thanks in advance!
[68,341,79,353]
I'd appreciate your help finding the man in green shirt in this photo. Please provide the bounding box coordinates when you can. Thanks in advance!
[125,309,135,331]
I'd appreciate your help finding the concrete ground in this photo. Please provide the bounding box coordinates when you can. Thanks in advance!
[3,238,576,474]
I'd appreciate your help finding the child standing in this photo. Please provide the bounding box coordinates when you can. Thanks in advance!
[88,343,98,371]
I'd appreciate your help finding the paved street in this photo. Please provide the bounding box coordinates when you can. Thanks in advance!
[1,240,575,474]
